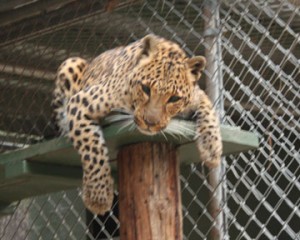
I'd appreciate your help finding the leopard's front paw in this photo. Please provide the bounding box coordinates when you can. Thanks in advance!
[196,135,222,168]
[82,178,114,215]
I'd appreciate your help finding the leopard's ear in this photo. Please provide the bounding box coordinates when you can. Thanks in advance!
[140,34,159,58]
[186,56,206,80]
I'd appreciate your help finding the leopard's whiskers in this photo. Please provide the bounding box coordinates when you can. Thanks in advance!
[105,113,134,124]
[160,130,168,142]
[117,119,135,133]
[106,112,194,141]
[163,120,194,140]
[128,121,136,131]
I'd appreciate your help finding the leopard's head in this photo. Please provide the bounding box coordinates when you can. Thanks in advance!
[130,34,206,135]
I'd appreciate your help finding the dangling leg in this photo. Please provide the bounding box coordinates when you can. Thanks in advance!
[67,85,114,214]
[192,88,222,168]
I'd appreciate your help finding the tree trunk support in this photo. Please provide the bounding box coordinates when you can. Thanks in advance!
[117,142,182,240]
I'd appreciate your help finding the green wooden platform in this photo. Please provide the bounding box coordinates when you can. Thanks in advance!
[0,119,259,214]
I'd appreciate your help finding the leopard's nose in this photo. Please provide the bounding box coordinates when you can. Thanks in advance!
[144,118,159,127]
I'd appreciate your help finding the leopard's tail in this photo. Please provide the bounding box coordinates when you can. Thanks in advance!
[51,57,88,135]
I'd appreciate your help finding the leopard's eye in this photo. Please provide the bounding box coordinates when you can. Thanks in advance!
[168,95,182,103]
[141,84,151,96]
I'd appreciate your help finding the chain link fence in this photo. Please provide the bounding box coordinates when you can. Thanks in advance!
[0,0,299,239]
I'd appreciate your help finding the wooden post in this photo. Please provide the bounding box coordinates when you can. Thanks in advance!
[117,142,183,240]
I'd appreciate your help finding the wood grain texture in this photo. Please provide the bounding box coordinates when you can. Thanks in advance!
[117,142,182,240]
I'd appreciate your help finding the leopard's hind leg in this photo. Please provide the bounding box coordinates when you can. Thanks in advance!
[52,57,87,135]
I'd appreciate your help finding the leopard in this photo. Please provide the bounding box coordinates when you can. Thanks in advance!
[52,34,222,215]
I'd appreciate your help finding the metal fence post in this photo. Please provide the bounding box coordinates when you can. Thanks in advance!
[203,0,227,239]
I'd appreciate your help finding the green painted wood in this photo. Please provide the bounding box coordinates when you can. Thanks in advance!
[0,160,82,201]
[0,120,259,214]
[178,125,259,164]
[0,120,259,166]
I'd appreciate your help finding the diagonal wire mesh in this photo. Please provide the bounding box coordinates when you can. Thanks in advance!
[0,0,299,239]
[220,1,300,239]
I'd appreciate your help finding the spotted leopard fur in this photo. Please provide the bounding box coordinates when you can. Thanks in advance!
[52,34,222,215]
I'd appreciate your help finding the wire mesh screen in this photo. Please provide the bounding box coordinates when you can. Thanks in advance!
[220,1,299,239]
[0,0,299,239]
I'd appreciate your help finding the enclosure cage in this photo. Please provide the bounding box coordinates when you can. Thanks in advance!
[0,0,299,239]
